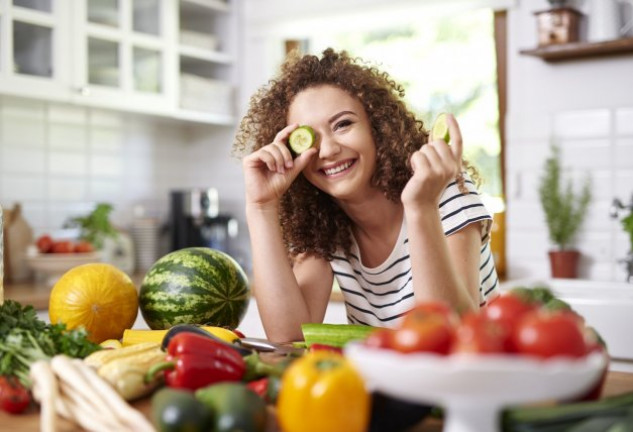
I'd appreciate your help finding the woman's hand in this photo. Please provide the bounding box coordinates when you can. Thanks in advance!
[401,113,463,211]
[243,124,317,209]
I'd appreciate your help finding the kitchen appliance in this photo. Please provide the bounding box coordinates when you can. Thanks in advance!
[169,189,238,255]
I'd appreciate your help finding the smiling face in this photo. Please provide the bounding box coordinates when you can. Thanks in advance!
[287,85,377,202]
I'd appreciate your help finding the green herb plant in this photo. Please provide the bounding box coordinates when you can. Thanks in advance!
[66,202,118,249]
[0,300,101,386]
[538,145,592,250]
[621,213,633,253]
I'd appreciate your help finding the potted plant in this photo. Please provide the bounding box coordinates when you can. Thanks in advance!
[538,144,592,278]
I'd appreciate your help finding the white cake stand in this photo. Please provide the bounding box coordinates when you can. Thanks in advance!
[345,343,607,432]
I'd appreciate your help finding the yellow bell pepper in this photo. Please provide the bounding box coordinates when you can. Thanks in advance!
[277,351,370,432]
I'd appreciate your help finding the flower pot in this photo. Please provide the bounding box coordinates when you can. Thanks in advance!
[548,250,580,278]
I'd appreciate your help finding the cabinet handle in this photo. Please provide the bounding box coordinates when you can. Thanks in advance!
[77,86,92,96]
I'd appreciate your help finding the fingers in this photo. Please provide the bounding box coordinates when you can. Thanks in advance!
[445,113,463,163]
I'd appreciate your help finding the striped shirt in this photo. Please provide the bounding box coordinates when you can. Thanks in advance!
[329,174,500,327]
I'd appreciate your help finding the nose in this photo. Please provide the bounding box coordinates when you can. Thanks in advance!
[318,133,341,159]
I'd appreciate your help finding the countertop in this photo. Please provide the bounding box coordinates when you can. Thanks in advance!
[2,276,345,312]
[2,370,632,431]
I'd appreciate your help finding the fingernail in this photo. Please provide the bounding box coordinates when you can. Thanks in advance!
[285,160,293,168]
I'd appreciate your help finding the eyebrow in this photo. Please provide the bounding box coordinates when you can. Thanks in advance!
[328,110,356,124]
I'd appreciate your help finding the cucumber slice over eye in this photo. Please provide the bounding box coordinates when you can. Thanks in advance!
[431,113,450,144]
[288,125,316,154]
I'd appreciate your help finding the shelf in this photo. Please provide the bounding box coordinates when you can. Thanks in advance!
[179,45,233,64]
[520,37,633,62]
[181,0,229,13]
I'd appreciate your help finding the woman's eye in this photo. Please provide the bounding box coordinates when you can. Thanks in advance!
[334,119,352,130]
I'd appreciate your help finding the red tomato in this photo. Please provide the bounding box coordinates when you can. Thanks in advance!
[74,240,94,253]
[483,294,536,334]
[392,303,457,355]
[35,235,54,253]
[364,328,395,350]
[451,313,509,354]
[512,310,588,359]
[0,375,31,414]
[51,240,75,254]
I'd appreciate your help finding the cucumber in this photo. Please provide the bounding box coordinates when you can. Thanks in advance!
[301,323,375,348]
[430,113,450,144]
[288,125,315,154]
[502,391,633,431]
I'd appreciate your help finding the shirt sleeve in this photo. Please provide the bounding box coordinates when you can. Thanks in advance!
[437,172,492,243]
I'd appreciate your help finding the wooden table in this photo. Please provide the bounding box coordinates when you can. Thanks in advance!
[2,370,633,431]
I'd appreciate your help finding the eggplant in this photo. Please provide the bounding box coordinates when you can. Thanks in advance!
[160,324,252,356]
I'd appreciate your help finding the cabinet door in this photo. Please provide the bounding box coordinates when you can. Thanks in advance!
[0,0,72,101]
[71,0,175,114]
[175,0,236,124]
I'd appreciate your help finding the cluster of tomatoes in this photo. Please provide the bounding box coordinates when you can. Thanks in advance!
[36,234,94,254]
[364,289,604,360]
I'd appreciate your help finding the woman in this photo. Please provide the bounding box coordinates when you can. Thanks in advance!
[233,49,499,342]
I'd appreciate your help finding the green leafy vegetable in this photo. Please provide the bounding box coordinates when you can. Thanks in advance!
[65,202,118,249]
[0,300,102,387]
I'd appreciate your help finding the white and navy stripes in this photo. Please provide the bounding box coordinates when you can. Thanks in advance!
[329,172,500,327]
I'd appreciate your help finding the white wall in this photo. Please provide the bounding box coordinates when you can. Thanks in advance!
[506,1,633,282]
[0,95,242,268]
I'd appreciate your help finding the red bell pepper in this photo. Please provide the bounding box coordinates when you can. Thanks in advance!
[147,332,246,391]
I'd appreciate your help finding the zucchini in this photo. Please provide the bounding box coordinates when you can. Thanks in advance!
[502,391,633,431]
[301,323,375,348]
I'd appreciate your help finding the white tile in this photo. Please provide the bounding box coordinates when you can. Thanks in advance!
[614,170,633,199]
[614,138,633,169]
[577,231,612,261]
[0,114,46,148]
[18,203,47,230]
[89,179,122,200]
[89,110,123,128]
[49,124,87,151]
[91,127,123,153]
[507,259,549,280]
[1,147,46,174]
[1,175,46,201]
[90,155,123,177]
[559,139,611,170]
[0,97,46,119]
[507,230,550,259]
[553,109,611,138]
[48,104,87,125]
[49,153,87,176]
[616,108,633,136]
[506,201,543,229]
[48,179,86,201]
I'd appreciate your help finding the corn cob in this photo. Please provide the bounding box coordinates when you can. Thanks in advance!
[121,326,238,346]
[84,342,159,369]
[97,346,167,401]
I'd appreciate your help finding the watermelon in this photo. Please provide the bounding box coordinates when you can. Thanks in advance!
[139,247,250,330]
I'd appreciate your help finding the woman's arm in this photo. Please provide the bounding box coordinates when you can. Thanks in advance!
[404,208,481,313]
[401,114,480,313]
[241,124,329,342]
[247,205,333,342]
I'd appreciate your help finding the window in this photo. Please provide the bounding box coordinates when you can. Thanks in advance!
[308,8,503,198]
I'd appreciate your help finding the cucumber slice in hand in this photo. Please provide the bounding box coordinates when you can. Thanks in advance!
[431,113,450,144]
[288,125,316,154]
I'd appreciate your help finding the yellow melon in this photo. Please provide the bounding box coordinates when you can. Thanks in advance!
[49,263,138,343]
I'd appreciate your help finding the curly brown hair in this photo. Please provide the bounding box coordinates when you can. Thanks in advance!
[233,48,472,261]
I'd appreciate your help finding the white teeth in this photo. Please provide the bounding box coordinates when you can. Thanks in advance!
[324,161,353,176]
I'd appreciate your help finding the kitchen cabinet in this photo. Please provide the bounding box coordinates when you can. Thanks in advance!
[0,0,238,125]
[0,0,72,101]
